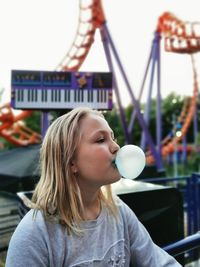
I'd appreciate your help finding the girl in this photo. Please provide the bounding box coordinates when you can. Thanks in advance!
[6,107,181,266]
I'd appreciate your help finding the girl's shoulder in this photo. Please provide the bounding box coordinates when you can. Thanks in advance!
[114,195,138,221]
[15,209,45,232]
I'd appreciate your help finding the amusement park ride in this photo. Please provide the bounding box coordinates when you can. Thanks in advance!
[0,1,200,172]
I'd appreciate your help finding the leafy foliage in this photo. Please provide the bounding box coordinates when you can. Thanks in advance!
[0,92,199,156]
[23,111,42,133]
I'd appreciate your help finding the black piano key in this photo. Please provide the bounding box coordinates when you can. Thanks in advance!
[81,90,84,102]
[45,90,47,102]
[28,90,30,102]
[35,90,38,102]
[104,90,107,103]
[91,90,93,102]
[58,90,61,102]
[41,90,43,102]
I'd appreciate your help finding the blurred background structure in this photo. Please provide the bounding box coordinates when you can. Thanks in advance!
[0,1,200,266]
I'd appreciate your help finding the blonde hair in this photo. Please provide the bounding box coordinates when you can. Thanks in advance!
[32,107,118,234]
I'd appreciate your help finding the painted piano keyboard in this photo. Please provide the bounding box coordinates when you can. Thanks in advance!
[11,70,113,110]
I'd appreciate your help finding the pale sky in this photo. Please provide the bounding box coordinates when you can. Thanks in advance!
[0,0,200,107]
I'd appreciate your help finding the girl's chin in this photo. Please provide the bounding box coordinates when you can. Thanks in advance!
[111,174,121,183]
[102,176,121,186]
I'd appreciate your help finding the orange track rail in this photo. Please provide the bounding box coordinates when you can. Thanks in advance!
[157,12,200,54]
[146,12,200,164]
[56,0,106,71]
[0,103,41,146]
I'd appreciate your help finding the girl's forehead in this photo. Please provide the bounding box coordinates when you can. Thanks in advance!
[82,113,105,124]
[80,114,111,133]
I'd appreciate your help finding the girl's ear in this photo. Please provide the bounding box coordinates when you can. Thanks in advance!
[70,160,78,174]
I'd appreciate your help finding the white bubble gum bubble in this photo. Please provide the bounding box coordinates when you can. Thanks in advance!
[115,145,146,179]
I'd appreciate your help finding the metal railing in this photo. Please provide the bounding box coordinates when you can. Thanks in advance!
[141,173,200,236]
[164,232,200,257]
[142,173,200,264]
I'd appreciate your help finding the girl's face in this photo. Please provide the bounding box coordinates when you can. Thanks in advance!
[71,114,121,189]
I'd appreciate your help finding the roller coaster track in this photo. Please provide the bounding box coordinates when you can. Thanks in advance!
[0,103,41,146]
[56,0,106,71]
[146,12,200,164]
[0,4,199,164]
[157,12,200,54]
[57,5,200,166]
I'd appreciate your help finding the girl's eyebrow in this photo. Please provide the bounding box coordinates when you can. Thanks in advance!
[91,129,114,137]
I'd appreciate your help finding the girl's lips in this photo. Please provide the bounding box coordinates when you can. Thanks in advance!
[112,159,117,168]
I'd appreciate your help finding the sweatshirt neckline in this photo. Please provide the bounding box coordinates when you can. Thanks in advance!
[80,205,106,229]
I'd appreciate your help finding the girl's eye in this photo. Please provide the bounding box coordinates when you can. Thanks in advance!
[97,138,105,143]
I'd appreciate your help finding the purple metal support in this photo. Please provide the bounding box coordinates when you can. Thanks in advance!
[100,27,131,143]
[191,173,200,232]
[193,105,198,152]
[187,174,200,235]
[187,177,194,235]
[182,135,187,163]
[155,32,162,161]
[192,176,198,233]
[140,32,163,165]
[41,111,49,139]
[102,23,164,170]
[191,175,198,233]
[128,40,154,133]
[141,34,158,150]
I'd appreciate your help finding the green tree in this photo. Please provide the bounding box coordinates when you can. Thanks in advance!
[104,107,125,147]
[23,111,41,133]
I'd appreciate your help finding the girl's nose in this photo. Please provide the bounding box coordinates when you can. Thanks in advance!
[110,140,120,154]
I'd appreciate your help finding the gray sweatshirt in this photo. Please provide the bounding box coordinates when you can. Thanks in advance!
[6,198,182,267]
